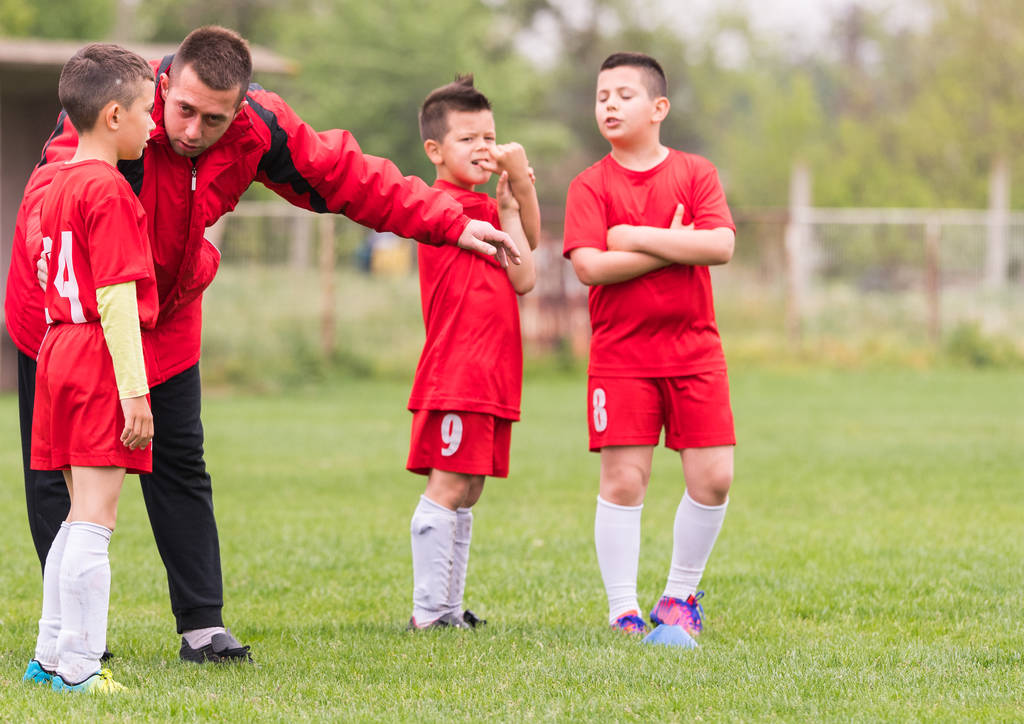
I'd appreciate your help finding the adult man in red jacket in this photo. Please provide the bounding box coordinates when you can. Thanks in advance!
[5,26,517,663]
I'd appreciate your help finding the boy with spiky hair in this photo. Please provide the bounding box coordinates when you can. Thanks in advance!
[564,52,737,644]
[406,75,538,629]
[22,43,157,693]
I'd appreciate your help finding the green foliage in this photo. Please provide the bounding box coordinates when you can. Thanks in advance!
[6,0,1024,210]
[0,0,113,38]
[268,0,559,187]
[945,321,1024,367]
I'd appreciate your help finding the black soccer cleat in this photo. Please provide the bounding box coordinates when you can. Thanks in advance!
[179,630,252,664]
[462,609,487,628]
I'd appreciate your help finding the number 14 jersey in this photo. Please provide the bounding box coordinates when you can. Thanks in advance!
[39,160,158,330]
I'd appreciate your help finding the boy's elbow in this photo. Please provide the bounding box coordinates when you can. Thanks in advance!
[711,230,735,265]
[571,260,599,286]
[514,276,536,295]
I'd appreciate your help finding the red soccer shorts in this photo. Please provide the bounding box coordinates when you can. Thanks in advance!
[407,410,512,478]
[587,370,736,452]
[32,323,153,474]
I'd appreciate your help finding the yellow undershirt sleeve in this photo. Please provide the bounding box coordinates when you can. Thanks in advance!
[96,281,149,399]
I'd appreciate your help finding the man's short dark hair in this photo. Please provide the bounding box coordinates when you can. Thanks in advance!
[419,74,492,142]
[172,25,252,105]
[600,52,668,99]
[58,43,154,133]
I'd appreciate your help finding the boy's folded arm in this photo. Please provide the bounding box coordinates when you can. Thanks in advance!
[96,281,149,399]
[568,246,671,286]
[608,225,735,266]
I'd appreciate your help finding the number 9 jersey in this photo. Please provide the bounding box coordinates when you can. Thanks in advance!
[39,160,158,330]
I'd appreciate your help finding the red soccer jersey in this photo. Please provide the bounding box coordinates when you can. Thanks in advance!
[407,180,522,420]
[563,149,735,377]
[39,160,158,329]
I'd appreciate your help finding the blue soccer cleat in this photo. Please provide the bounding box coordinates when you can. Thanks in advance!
[610,610,648,635]
[650,591,705,636]
[642,624,698,649]
[22,660,54,685]
[51,668,126,693]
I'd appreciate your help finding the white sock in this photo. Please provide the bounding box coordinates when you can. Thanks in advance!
[410,495,457,626]
[34,522,71,670]
[446,507,473,617]
[595,495,643,623]
[57,521,112,684]
[182,626,226,649]
[663,492,728,600]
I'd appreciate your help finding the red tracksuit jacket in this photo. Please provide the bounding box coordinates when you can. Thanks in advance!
[5,55,469,385]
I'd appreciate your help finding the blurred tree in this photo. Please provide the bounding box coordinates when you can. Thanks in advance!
[0,0,114,38]
[264,0,568,201]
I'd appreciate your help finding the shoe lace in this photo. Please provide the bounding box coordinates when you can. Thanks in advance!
[615,613,647,632]
[683,591,705,629]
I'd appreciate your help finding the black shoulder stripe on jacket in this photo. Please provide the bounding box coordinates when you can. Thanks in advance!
[157,54,174,77]
[37,111,69,169]
[117,157,145,197]
[246,94,330,214]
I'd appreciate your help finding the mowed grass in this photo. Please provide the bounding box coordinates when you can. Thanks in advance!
[0,367,1021,721]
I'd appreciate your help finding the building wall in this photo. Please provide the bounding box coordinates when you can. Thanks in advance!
[0,67,61,390]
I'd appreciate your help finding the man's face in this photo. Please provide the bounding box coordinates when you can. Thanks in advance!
[160,64,243,158]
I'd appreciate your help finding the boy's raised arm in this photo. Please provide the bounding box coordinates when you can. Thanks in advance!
[488,142,541,250]
[495,171,535,294]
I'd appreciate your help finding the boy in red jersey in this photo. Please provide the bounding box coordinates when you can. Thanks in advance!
[406,76,538,629]
[22,44,157,693]
[564,52,736,643]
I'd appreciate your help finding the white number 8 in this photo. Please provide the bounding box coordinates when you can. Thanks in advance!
[440,413,463,457]
[592,388,608,432]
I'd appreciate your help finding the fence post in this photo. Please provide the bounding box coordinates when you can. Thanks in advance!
[784,161,811,345]
[924,218,941,344]
[984,153,1009,290]
[318,216,336,358]
[291,214,312,269]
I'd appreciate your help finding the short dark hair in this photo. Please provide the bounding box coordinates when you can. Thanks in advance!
[58,43,153,133]
[600,52,667,98]
[172,26,252,105]
[419,74,492,142]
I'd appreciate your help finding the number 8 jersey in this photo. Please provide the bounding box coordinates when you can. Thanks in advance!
[39,160,158,330]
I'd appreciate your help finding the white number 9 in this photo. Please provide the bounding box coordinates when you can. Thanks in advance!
[440,413,463,457]
[592,388,608,432]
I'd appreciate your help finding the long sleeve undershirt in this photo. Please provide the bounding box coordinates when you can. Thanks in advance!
[95,281,149,399]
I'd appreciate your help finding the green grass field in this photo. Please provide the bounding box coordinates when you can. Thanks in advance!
[1,367,1021,721]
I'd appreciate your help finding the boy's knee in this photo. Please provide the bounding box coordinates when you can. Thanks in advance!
[600,461,649,505]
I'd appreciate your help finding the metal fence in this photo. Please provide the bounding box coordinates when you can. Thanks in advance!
[199,201,1024,378]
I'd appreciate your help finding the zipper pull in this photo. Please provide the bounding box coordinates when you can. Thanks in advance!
[191,165,197,191]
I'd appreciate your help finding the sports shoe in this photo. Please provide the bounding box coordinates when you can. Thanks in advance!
[179,630,253,664]
[406,613,469,630]
[462,609,486,628]
[610,610,648,635]
[650,591,705,636]
[52,668,126,693]
[22,659,54,685]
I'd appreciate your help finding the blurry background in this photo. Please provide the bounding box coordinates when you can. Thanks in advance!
[1,0,1022,388]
